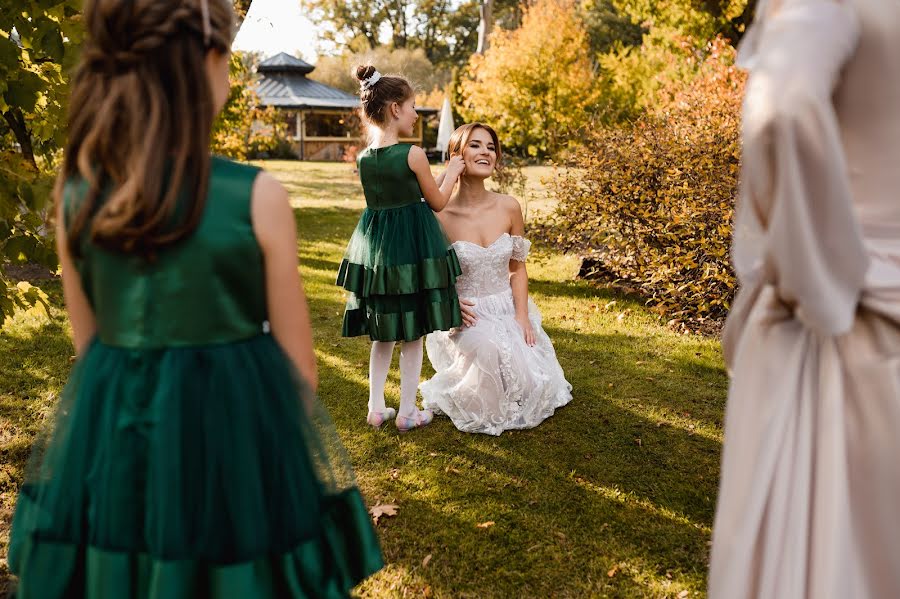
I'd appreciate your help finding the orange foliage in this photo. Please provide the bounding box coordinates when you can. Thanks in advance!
[549,37,745,319]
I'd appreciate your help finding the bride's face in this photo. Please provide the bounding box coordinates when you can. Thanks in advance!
[457,128,497,179]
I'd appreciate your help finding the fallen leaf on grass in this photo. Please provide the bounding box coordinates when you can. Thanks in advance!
[422,554,432,568]
[554,531,567,541]
[476,521,495,529]
[390,468,401,480]
[369,503,398,525]
[423,585,433,598]
[607,565,619,578]
[677,591,689,598]
[445,465,461,474]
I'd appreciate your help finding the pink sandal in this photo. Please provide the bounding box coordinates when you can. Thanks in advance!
[366,408,396,428]
[395,409,434,432]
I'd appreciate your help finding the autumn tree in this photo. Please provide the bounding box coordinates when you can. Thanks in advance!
[458,0,599,158]
[211,51,285,160]
[0,1,82,321]
[305,0,525,69]
[548,37,745,319]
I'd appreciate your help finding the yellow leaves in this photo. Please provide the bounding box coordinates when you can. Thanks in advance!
[458,0,598,158]
[476,521,495,529]
[542,35,741,322]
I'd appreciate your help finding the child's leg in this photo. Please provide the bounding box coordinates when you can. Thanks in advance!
[369,341,395,414]
[398,338,425,419]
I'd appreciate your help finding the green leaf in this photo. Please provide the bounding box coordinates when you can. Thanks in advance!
[40,27,65,62]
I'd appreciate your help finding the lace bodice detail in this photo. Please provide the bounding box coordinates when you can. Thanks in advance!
[452,233,531,298]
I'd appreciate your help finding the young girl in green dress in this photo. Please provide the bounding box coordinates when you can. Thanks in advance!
[8,1,383,596]
[337,65,470,432]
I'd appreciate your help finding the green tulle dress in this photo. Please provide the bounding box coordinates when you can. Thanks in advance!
[337,144,462,341]
[8,157,384,598]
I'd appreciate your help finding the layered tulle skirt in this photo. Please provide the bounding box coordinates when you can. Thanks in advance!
[337,202,462,342]
[421,288,573,436]
[8,334,383,598]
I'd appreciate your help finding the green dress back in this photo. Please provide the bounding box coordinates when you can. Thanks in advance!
[8,157,383,598]
[337,144,462,341]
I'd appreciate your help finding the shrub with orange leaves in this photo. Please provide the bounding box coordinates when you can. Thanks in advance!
[549,36,745,320]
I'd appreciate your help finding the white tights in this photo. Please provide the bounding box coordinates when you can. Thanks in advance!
[368,338,424,418]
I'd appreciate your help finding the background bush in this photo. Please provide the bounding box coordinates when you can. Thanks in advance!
[547,37,744,320]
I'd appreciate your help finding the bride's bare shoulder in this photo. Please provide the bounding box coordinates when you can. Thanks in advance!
[491,193,524,223]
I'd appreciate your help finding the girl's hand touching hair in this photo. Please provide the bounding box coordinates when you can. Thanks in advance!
[445,154,466,179]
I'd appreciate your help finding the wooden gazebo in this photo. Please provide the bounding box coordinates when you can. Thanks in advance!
[255,53,436,161]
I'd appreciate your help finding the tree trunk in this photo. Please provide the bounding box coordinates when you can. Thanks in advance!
[3,108,36,169]
[476,0,493,54]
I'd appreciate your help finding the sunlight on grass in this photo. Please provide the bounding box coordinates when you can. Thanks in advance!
[0,161,728,598]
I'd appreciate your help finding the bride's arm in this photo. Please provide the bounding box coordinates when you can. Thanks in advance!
[506,196,535,346]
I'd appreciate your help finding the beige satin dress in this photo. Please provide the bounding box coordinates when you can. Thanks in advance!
[709,1,900,597]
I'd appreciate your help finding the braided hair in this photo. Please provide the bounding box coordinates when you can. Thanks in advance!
[61,0,234,258]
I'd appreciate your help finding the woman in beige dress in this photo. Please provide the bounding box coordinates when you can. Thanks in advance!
[709,1,900,597]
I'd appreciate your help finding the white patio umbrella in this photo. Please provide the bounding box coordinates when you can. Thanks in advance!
[436,97,455,162]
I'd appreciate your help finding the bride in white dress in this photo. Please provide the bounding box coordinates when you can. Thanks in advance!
[419,123,572,436]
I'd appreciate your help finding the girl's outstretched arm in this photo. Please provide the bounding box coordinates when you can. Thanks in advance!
[408,146,464,212]
[251,172,319,392]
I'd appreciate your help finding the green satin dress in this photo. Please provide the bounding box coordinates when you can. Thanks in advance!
[337,144,463,341]
[8,157,384,598]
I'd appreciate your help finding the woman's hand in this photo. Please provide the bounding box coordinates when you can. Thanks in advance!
[515,313,535,346]
[460,298,477,327]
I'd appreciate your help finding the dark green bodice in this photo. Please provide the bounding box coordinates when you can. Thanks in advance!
[65,157,265,348]
[357,143,424,209]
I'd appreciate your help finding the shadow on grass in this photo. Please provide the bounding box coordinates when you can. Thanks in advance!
[311,278,726,596]
[317,331,721,596]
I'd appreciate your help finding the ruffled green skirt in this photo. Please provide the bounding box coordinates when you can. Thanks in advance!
[8,335,384,598]
[337,202,463,341]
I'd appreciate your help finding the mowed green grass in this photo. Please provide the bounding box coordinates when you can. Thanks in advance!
[0,161,728,598]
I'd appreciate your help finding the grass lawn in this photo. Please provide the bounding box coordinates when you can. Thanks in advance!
[0,161,728,598]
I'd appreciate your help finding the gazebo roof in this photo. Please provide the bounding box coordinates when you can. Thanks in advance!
[256,73,360,109]
[257,52,315,75]
[254,52,440,113]
[255,51,358,109]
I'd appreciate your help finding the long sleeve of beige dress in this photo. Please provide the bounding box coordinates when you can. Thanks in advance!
[709,0,900,597]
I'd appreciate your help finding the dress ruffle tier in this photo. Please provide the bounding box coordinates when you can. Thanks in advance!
[9,334,384,598]
[337,202,463,341]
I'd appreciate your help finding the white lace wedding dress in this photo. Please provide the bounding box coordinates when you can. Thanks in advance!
[420,233,572,436]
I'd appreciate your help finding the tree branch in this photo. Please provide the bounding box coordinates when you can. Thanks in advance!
[3,108,36,169]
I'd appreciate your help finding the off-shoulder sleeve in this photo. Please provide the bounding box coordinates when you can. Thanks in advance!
[734,0,867,336]
[510,236,531,262]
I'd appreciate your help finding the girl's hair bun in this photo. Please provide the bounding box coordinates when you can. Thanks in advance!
[356,65,376,81]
